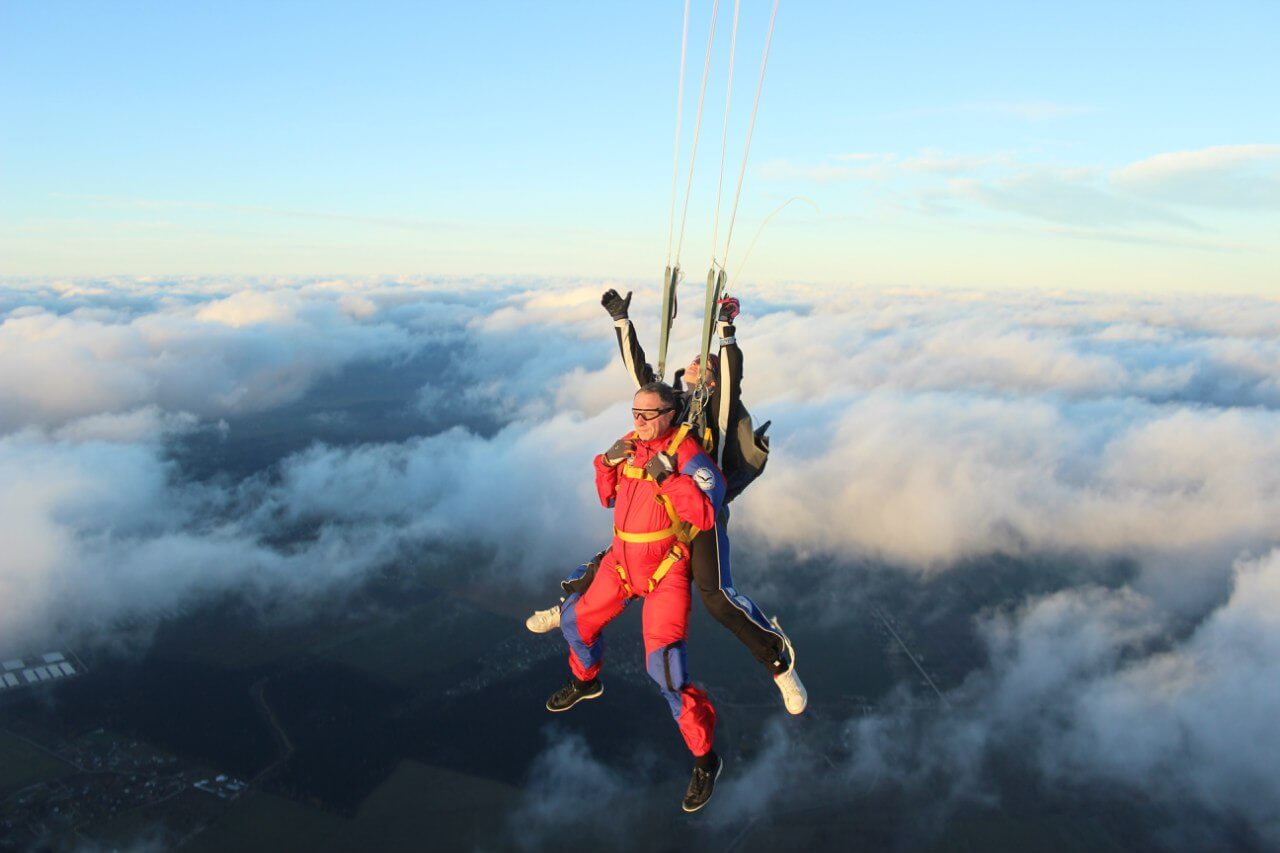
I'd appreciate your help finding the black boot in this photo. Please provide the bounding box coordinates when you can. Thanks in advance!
[682,752,723,813]
[545,677,603,712]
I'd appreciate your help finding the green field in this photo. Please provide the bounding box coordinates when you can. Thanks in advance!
[319,597,516,689]
[187,760,520,852]
[0,730,71,793]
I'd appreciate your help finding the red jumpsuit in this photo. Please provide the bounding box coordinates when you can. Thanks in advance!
[559,427,726,757]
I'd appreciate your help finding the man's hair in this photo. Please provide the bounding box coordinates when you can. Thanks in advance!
[637,381,679,410]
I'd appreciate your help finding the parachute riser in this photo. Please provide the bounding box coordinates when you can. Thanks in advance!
[657,264,680,382]
[687,266,725,424]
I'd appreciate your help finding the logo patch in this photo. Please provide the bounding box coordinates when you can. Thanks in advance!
[693,467,716,493]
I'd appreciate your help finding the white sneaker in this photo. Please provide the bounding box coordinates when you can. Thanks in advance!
[771,617,808,715]
[525,603,562,633]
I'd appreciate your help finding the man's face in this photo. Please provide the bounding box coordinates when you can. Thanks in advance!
[684,358,716,391]
[632,390,676,441]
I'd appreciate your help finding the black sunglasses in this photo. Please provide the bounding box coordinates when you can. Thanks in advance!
[631,407,675,421]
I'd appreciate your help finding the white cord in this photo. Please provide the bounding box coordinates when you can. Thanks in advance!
[710,0,741,267]
[665,0,691,268]
[727,196,818,296]
[721,0,779,272]
[674,0,722,268]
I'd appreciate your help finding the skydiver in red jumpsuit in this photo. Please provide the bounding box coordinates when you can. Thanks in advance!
[545,381,726,813]
[529,289,807,715]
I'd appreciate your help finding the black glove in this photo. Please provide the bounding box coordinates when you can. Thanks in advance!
[717,296,740,323]
[603,437,635,467]
[602,289,632,321]
[644,452,677,485]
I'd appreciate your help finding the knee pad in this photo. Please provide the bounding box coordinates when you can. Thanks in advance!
[645,641,688,719]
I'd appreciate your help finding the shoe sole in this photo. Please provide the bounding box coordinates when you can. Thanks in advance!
[545,684,603,713]
[681,759,724,813]
[525,611,561,633]
[772,617,808,715]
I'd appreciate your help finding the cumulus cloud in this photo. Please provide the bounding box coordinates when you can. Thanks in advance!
[0,279,418,432]
[4,276,1280,845]
[840,549,1280,847]
[3,277,1280,648]
[740,395,1280,575]
[505,730,640,850]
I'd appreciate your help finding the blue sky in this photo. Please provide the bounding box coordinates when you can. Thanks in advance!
[2,1,1277,293]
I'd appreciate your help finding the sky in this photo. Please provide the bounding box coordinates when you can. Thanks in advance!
[2,1,1278,293]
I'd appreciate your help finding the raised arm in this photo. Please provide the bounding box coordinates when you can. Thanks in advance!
[602,289,656,388]
[713,298,743,469]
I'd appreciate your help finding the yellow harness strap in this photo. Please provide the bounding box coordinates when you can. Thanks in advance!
[612,562,634,597]
[609,423,706,594]
[646,542,686,592]
[612,541,686,597]
[613,524,678,544]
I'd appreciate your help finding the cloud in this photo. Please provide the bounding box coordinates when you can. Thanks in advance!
[841,549,1280,847]
[3,275,1280,844]
[761,144,1280,249]
[1112,144,1280,210]
[949,167,1203,229]
[4,278,1280,642]
[0,280,425,432]
[505,730,642,850]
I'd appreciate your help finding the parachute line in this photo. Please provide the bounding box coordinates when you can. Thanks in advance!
[721,0,779,272]
[665,0,691,268]
[673,0,722,268]
[726,196,818,297]
[710,0,741,267]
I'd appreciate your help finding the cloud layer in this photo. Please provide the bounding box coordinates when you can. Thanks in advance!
[3,275,1280,845]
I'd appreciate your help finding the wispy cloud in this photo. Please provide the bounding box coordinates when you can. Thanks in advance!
[950,167,1204,230]
[758,144,1280,252]
[1112,144,1280,210]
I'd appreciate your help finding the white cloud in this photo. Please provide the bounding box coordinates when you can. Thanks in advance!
[761,144,1280,251]
[3,275,1280,842]
[506,730,641,849]
[28,284,1280,652]
[950,167,1203,229]
[1113,144,1280,209]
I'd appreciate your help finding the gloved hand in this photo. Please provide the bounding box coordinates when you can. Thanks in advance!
[645,451,677,485]
[717,296,740,323]
[601,289,633,321]
[603,437,635,467]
